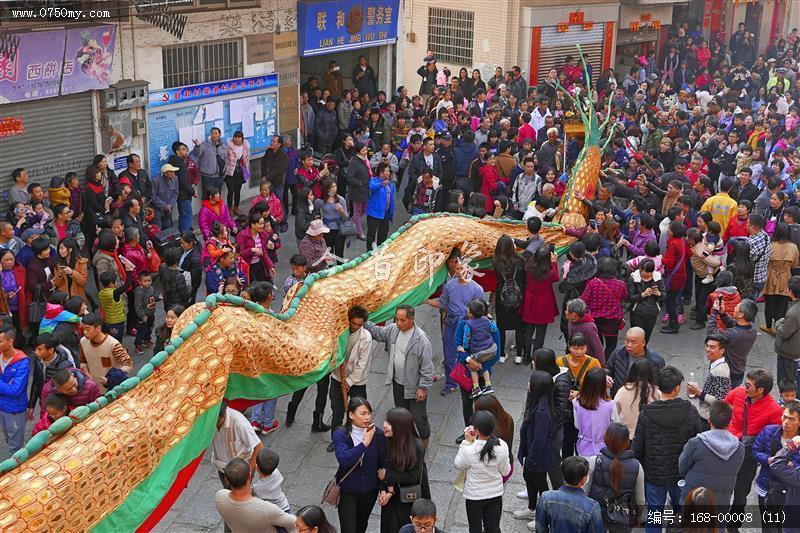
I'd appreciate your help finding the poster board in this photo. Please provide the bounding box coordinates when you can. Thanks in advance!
[147,92,278,178]
[279,85,299,133]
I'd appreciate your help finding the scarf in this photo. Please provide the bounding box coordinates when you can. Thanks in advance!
[100,249,127,283]
[661,188,681,215]
[85,180,104,195]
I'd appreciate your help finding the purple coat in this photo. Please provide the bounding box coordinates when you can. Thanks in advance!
[626,229,657,257]
[198,201,236,240]
[573,397,615,456]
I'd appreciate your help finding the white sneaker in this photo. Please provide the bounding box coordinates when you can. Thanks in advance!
[517,490,528,499]
[527,518,536,531]
[513,508,535,520]
[514,355,523,365]
[701,275,714,284]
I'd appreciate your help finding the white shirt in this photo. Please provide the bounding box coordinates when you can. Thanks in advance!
[530,107,552,134]
[393,329,413,385]
[211,409,261,472]
[424,153,434,169]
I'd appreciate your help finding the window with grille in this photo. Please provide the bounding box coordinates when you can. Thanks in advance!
[162,39,243,88]
[427,7,474,65]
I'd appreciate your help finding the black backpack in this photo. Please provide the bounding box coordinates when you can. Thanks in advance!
[498,266,522,309]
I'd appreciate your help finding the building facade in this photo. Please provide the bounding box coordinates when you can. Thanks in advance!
[0,0,301,206]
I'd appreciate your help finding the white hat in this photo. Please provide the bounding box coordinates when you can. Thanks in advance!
[306,219,330,236]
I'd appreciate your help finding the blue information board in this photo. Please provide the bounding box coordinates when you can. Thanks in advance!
[146,92,278,179]
[297,0,400,57]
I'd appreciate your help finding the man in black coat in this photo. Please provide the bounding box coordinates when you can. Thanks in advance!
[605,327,666,397]
[404,137,443,208]
[314,98,338,155]
[435,133,456,195]
[729,167,760,204]
[261,135,289,225]
[633,366,701,520]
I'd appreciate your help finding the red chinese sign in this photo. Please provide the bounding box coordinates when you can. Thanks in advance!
[0,117,24,138]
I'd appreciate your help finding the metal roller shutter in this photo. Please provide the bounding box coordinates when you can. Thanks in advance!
[538,25,605,84]
[0,93,96,209]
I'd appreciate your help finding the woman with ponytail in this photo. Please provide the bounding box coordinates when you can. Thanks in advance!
[454,410,511,533]
[583,422,645,530]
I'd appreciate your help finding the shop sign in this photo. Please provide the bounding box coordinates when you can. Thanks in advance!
[297,0,400,57]
[274,31,298,61]
[275,57,300,87]
[0,25,116,103]
[148,73,279,108]
[279,85,299,133]
[0,116,24,138]
[558,10,595,33]
[246,33,275,65]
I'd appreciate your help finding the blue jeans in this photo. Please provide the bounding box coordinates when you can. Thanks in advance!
[0,410,26,455]
[103,321,125,342]
[250,399,277,426]
[645,481,682,533]
[178,198,193,232]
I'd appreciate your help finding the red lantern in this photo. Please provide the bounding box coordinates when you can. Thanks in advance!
[557,22,569,33]
[652,20,661,30]
[583,22,594,31]
[630,21,640,32]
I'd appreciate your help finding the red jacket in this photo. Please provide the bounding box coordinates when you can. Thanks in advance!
[235,228,275,280]
[521,262,559,325]
[517,123,536,146]
[724,386,783,439]
[479,165,500,212]
[662,237,689,290]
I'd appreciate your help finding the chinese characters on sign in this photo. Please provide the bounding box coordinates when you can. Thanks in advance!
[147,74,279,108]
[0,26,116,103]
[0,117,24,138]
[297,0,400,57]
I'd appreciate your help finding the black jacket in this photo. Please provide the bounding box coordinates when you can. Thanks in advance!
[159,265,191,310]
[730,181,760,203]
[626,270,666,319]
[168,155,194,201]
[261,148,288,189]
[119,168,153,200]
[404,151,443,204]
[605,346,666,398]
[177,243,203,302]
[29,344,76,410]
[436,145,456,190]
[346,156,371,203]
[633,398,701,484]
[314,108,338,148]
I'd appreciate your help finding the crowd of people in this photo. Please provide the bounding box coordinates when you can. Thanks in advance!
[5,19,800,533]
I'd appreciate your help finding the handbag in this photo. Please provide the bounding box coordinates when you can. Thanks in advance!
[399,483,422,504]
[338,218,358,237]
[321,453,364,507]
[28,284,46,324]
[449,363,473,392]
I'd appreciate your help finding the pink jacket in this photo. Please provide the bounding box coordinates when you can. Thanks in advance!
[119,242,148,288]
[224,139,250,178]
[198,200,236,240]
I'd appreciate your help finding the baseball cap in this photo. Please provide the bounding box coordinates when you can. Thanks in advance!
[21,228,44,241]
[161,163,179,173]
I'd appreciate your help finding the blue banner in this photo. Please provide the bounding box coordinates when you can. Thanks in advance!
[148,74,278,108]
[297,0,400,57]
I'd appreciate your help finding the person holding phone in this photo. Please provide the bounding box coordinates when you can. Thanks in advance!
[331,397,386,533]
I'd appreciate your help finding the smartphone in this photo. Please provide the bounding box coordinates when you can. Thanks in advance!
[589,219,597,228]
[548,243,555,253]
[717,295,724,305]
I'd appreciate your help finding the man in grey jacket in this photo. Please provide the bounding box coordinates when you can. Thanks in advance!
[191,127,226,193]
[706,298,758,387]
[365,304,434,445]
[774,276,800,386]
[678,400,744,511]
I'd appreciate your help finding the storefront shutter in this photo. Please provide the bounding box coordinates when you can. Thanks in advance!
[0,93,96,209]
[538,25,605,85]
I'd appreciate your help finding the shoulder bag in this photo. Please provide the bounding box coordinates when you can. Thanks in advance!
[321,452,364,507]
[28,284,46,324]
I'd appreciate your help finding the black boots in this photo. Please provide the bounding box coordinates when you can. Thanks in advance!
[660,322,680,334]
[286,402,298,427]
[311,411,331,433]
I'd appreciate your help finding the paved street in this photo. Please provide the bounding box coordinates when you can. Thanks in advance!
[0,200,773,531]
[146,206,774,533]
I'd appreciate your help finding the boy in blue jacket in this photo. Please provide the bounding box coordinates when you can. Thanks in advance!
[0,325,29,455]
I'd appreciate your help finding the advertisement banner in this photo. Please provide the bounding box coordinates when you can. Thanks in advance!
[148,74,278,109]
[0,30,65,103]
[0,25,116,103]
[297,0,400,57]
[61,25,117,95]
